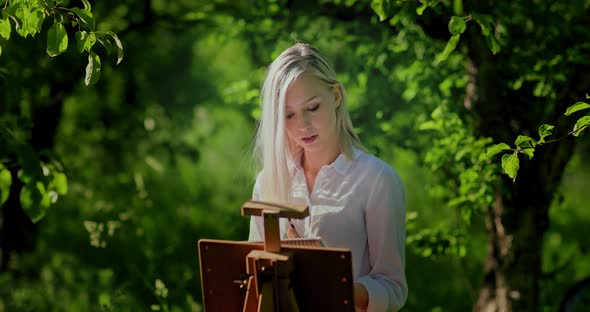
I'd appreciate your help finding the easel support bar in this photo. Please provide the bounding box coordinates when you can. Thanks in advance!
[262,210,281,253]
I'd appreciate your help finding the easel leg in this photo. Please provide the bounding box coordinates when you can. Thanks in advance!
[258,281,274,312]
[243,276,258,312]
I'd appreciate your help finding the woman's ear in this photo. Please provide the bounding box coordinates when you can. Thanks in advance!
[333,85,343,108]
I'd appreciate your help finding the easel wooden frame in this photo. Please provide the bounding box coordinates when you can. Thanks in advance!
[198,201,355,312]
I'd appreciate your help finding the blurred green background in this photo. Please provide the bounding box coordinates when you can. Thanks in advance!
[1,0,589,311]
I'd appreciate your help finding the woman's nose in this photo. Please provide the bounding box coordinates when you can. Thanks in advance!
[300,112,311,128]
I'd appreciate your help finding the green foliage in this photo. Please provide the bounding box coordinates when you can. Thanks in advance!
[417,104,499,247]
[0,0,123,86]
[485,97,589,181]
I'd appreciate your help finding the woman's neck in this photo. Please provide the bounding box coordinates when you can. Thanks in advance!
[302,144,341,176]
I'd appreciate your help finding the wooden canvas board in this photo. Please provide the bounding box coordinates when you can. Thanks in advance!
[198,239,355,312]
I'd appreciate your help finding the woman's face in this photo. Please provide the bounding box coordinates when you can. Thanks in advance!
[284,73,341,155]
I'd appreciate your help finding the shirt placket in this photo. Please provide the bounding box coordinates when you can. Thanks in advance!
[305,168,329,237]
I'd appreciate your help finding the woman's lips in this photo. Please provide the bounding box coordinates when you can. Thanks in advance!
[301,134,318,144]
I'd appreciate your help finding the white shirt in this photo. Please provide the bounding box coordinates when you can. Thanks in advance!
[248,148,408,311]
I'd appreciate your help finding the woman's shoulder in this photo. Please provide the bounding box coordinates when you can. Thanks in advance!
[353,148,403,184]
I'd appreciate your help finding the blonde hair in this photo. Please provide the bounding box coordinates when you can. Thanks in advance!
[254,43,363,202]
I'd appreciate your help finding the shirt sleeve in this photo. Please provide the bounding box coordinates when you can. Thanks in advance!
[247,175,264,241]
[357,166,408,312]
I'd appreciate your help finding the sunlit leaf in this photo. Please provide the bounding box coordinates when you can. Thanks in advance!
[0,18,11,40]
[434,34,460,65]
[416,2,428,15]
[564,101,590,116]
[108,31,124,64]
[52,172,68,195]
[98,38,112,55]
[572,115,590,137]
[501,153,519,182]
[75,31,90,53]
[538,124,554,143]
[418,120,440,131]
[15,5,45,37]
[20,181,51,223]
[70,7,95,30]
[0,164,12,207]
[47,23,68,57]
[448,16,467,35]
[515,135,536,148]
[84,52,101,86]
[486,33,500,54]
[371,0,390,21]
[484,143,511,159]
[520,148,534,160]
[81,0,92,10]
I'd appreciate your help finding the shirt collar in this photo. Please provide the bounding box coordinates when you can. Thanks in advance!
[289,147,360,176]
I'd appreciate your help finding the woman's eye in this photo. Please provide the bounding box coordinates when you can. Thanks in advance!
[286,113,294,119]
[308,104,320,112]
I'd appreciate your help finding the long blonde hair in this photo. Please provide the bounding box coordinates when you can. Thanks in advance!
[254,43,363,202]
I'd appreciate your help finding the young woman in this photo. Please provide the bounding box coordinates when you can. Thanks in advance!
[248,43,407,311]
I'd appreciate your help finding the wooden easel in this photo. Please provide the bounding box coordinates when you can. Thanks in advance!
[198,200,355,312]
[240,201,308,312]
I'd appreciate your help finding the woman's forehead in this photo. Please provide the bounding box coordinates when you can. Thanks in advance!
[285,74,326,107]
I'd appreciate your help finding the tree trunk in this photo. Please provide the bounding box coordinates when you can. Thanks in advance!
[466,21,580,311]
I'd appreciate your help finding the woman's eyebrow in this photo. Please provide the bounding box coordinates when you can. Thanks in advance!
[304,96,318,103]
[288,96,319,110]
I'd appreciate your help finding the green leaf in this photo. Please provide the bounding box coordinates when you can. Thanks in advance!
[76,31,96,53]
[98,38,112,55]
[0,164,12,207]
[418,120,440,131]
[484,143,511,159]
[84,52,101,86]
[70,7,95,30]
[0,18,11,40]
[486,34,500,54]
[447,196,467,207]
[515,135,536,148]
[564,101,590,116]
[15,5,45,38]
[20,181,51,223]
[434,34,460,65]
[448,16,467,35]
[75,31,88,53]
[47,23,68,57]
[51,172,68,195]
[108,31,124,65]
[474,14,493,36]
[520,148,534,160]
[538,124,554,143]
[371,0,390,21]
[81,0,92,10]
[0,44,2,57]
[572,115,590,137]
[416,2,428,15]
[501,153,519,182]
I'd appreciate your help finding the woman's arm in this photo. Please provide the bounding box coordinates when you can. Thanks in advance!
[357,165,408,311]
